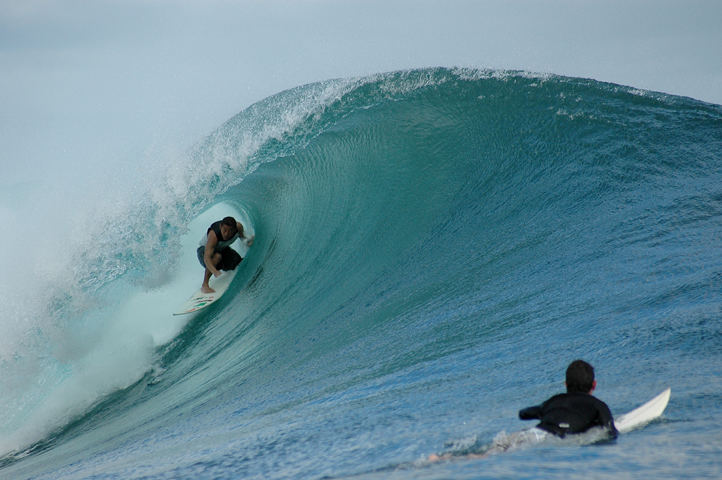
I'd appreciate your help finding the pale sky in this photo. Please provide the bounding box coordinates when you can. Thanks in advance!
[1,0,721,182]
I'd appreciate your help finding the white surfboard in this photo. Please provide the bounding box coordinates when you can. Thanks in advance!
[614,387,671,433]
[172,269,238,316]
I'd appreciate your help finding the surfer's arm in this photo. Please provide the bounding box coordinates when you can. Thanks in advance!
[598,404,619,439]
[519,405,542,420]
[237,221,254,246]
[204,231,222,276]
[606,420,619,439]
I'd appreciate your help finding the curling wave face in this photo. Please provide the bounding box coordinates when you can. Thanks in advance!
[1,68,720,479]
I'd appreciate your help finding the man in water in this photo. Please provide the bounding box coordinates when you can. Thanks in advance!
[428,359,616,462]
[518,359,618,439]
[198,216,254,293]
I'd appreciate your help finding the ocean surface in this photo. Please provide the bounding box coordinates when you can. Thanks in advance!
[1,68,720,479]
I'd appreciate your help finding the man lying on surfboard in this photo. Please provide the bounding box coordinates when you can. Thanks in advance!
[518,359,618,439]
[197,216,254,293]
[428,359,617,462]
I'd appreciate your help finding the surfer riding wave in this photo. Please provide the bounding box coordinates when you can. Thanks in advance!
[197,216,254,293]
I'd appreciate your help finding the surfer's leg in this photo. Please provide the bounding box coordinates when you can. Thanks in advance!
[201,252,222,293]
[201,268,215,293]
[218,247,242,270]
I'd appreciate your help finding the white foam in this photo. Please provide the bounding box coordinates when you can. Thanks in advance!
[0,199,249,457]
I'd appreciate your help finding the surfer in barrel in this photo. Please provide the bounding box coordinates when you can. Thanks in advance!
[198,216,254,293]
[518,359,618,439]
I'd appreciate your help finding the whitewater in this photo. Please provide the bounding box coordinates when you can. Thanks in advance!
[1,68,721,479]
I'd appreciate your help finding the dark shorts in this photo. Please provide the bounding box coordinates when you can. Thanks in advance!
[197,246,243,271]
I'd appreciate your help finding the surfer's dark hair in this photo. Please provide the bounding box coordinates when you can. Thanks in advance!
[221,216,238,233]
[566,360,595,393]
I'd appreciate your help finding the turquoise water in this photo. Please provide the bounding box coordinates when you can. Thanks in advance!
[1,68,721,479]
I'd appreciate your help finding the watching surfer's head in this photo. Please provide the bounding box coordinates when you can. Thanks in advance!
[565,359,596,394]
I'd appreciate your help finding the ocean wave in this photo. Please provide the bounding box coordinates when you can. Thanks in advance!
[1,68,720,478]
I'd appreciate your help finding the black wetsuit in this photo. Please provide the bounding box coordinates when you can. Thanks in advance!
[519,392,618,439]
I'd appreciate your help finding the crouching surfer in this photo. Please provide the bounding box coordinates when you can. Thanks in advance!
[429,359,617,462]
[198,216,254,293]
